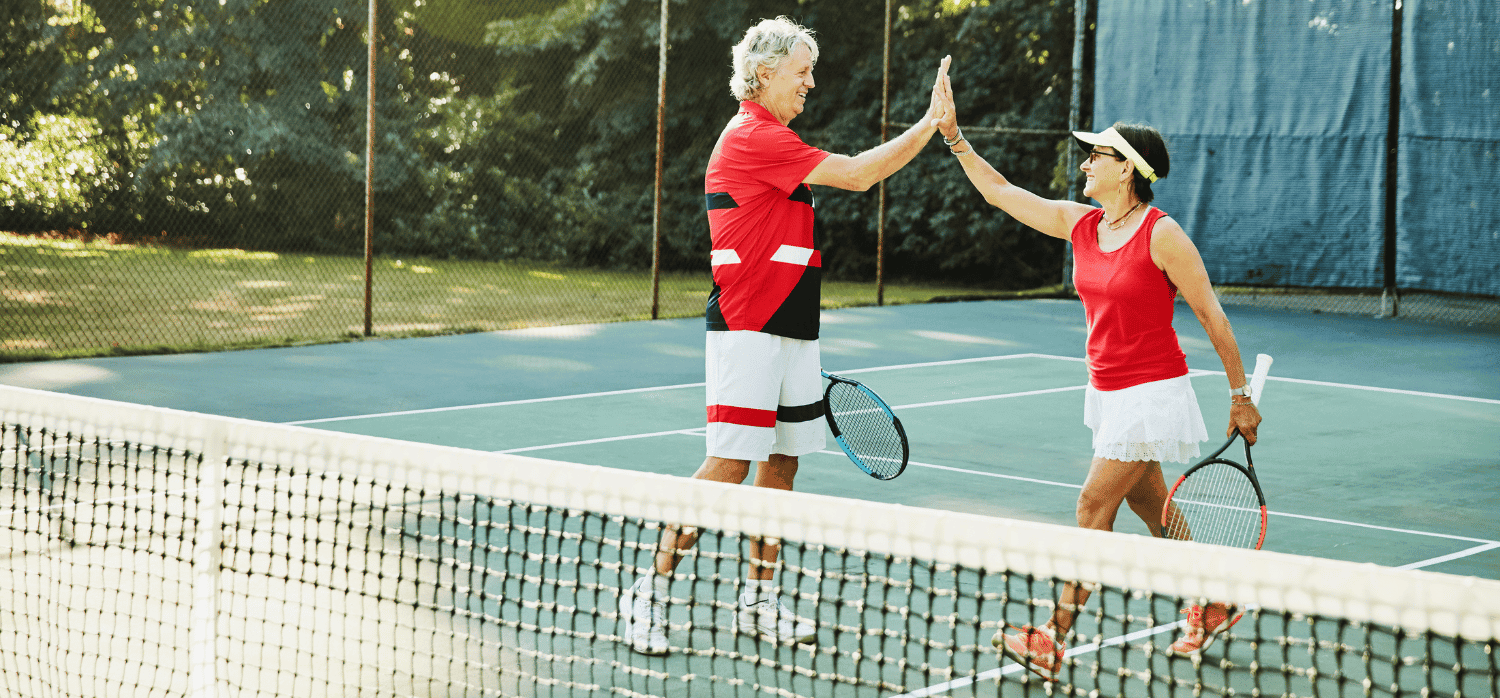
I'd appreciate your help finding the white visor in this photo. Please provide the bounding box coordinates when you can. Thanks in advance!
[1073,127,1159,183]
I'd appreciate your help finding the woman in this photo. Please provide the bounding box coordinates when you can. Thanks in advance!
[930,64,1262,680]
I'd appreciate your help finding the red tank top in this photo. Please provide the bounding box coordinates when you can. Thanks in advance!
[1070,207,1188,391]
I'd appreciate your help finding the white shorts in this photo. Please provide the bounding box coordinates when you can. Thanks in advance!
[704,331,827,461]
[1083,374,1208,464]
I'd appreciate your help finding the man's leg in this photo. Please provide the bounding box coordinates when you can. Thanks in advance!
[733,452,815,644]
[745,453,797,579]
[654,456,752,574]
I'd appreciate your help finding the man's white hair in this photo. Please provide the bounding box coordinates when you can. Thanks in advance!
[729,17,819,101]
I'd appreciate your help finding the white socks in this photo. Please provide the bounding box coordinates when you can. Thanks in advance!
[641,570,670,600]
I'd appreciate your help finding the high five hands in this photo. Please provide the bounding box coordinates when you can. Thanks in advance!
[930,56,960,143]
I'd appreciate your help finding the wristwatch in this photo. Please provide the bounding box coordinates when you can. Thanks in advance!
[1230,385,1251,398]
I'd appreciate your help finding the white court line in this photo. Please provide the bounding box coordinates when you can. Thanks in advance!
[834,353,1085,375]
[284,353,1500,426]
[495,429,705,454]
[282,354,1064,425]
[526,434,1497,549]
[1186,371,1500,405]
[283,382,706,425]
[1399,542,1500,570]
[894,385,1086,410]
[893,621,1186,698]
[897,458,1498,544]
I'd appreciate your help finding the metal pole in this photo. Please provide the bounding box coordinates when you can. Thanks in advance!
[1063,0,1087,291]
[363,0,377,336]
[1381,0,1402,318]
[877,0,891,306]
[651,0,667,319]
[1069,0,1085,203]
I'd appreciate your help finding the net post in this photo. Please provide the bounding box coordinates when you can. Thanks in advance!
[189,420,228,698]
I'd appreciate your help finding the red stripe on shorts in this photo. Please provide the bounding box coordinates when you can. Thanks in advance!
[707,404,777,428]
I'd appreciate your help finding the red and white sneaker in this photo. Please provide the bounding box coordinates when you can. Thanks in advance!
[993,624,1065,681]
[1168,602,1243,657]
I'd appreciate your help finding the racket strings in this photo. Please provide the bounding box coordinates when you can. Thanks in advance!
[825,383,905,477]
[1164,462,1263,549]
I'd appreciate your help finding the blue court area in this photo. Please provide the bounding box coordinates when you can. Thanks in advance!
[3,299,1497,696]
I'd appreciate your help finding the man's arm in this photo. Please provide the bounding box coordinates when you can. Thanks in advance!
[802,56,949,192]
[802,119,939,192]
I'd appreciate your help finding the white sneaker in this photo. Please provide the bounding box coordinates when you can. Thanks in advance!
[732,594,816,644]
[618,576,668,655]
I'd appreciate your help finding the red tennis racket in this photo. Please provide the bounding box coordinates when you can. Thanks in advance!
[1161,354,1272,550]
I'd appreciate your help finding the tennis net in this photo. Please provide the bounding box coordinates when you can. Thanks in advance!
[2,385,1497,697]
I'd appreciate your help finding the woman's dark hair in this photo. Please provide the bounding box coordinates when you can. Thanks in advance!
[1113,122,1170,203]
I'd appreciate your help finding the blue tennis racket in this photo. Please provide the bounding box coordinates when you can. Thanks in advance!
[821,370,909,480]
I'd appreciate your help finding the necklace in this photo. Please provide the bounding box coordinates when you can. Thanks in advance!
[1105,201,1143,231]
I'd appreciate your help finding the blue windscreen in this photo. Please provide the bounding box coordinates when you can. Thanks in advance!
[1094,0,1498,297]
[1396,0,1500,296]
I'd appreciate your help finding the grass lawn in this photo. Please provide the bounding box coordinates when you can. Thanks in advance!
[1,233,1049,362]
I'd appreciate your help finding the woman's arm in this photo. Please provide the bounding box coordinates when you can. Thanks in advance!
[1152,217,1263,444]
[933,65,1091,240]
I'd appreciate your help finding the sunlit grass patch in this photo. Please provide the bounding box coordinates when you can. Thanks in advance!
[1,233,1002,361]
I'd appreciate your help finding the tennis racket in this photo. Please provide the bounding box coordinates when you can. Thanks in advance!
[1161,354,1273,550]
[821,370,909,480]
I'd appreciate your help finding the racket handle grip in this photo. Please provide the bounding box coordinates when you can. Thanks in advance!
[1249,354,1273,406]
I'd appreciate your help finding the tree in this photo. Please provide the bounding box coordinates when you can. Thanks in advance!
[8,0,1078,289]
[453,0,1077,286]
[45,0,423,250]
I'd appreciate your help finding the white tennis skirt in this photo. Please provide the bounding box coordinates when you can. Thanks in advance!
[1083,374,1208,464]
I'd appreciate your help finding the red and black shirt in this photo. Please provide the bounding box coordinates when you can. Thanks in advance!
[704,101,831,340]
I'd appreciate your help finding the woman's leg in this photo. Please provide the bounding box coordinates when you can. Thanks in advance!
[1050,457,1157,633]
[1123,461,1171,537]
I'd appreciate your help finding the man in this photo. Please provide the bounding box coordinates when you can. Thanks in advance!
[618,16,951,655]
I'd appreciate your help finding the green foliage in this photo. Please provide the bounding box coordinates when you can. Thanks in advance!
[2,0,1078,288]
[0,114,147,225]
[30,0,428,249]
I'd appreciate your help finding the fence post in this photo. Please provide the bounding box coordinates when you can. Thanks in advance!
[363,0,378,336]
[1380,0,1402,318]
[651,0,668,319]
[877,0,891,306]
[1063,0,1088,291]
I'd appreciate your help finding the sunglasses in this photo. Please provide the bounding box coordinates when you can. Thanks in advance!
[1087,149,1128,164]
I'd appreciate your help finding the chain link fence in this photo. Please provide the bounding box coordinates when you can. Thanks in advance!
[2,1,1494,363]
[2,1,1085,361]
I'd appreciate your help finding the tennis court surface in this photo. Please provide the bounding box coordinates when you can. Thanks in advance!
[3,299,1497,697]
